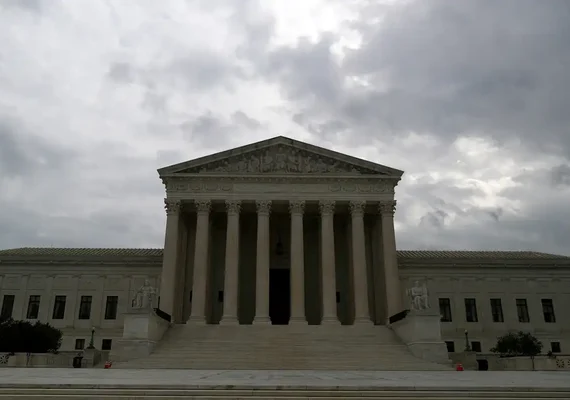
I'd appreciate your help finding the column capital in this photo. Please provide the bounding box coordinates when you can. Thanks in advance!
[289,200,305,215]
[195,199,212,215]
[164,199,182,216]
[349,200,366,216]
[225,200,242,215]
[256,200,272,216]
[379,200,397,216]
[319,200,335,215]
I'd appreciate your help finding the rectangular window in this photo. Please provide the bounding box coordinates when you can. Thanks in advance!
[464,298,478,322]
[26,295,41,319]
[101,339,112,351]
[445,341,455,353]
[551,342,561,353]
[75,339,85,350]
[439,298,452,322]
[52,295,66,319]
[541,299,556,323]
[0,295,15,319]
[104,296,119,320]
[78,296,92,320]
[516,298,530,322]
[490,298,504,322]
[471,341,482,353]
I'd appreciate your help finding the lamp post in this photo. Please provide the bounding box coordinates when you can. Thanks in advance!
[464,329,471,352]
[87,327,95,349]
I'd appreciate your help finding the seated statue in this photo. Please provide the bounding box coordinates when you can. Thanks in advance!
[406,280,430,311]
[131,279,157,310]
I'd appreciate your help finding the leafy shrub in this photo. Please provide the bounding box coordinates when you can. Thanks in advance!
[491,331,543,370]
[0,318,62,353]
[490,331,543,358]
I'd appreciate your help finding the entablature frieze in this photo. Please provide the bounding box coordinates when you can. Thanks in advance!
[162,176,396,201]
[398,269,570,280]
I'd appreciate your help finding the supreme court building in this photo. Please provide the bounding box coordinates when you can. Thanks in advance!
[158,136,403,326]
[0,136,569,359]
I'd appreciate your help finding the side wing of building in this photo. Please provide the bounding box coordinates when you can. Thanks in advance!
[398,250,570,355]
[0,247,569,355]
[0,248,162,351]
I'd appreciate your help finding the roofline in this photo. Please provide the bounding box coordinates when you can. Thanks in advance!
[157,136,405,177]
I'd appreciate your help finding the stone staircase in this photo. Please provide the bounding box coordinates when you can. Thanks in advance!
[114,324,450,370]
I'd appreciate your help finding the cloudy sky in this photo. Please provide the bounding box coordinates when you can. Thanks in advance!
[1,0,569,255]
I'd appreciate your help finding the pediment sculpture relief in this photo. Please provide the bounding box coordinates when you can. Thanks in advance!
[181,145,377,174]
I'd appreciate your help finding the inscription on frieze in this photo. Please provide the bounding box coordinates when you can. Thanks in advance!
[27,276,46,290]
[53,276,74,290]
[181,145,378,174]
[79,276,100,291]
[2,276,21,289]
[167,180,393,194]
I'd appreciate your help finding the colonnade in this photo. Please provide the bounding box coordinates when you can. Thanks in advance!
[159,199,403,325]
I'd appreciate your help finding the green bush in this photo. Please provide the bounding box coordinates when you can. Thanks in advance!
[491,331,543,370]
[490,331,543,358]
[0,318,62,353]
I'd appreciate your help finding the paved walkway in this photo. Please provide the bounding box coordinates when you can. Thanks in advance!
[0,369,568,390]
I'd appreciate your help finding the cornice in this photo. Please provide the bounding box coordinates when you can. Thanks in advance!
[161,174,400,184]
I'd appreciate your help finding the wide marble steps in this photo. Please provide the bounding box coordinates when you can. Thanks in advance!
[114,324,450,370]
[1,370,569,400]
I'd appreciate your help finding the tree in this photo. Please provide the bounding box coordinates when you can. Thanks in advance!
[0,318,62,353]
[491,331,543,370]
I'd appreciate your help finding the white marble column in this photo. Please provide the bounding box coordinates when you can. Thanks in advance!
[379,200,403,320]
[253,200,271,324]
[189,200,212,324]
[350,200,372,324]
[319,200,339,324]
[159,199,182,319]
[221,200,241,325]
[289,200,307,324]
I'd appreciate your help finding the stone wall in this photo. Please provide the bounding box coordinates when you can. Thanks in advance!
[400,263,570,355]
[0,262,161,351]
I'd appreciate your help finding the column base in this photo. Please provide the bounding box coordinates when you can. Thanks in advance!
[353,317,373,325]
[187,316,207,324]
[219,317,239,325]
[289,317,308,325]
[321,316,340,325]
[252,316,271,325]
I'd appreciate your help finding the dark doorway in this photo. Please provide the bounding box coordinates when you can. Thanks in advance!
[270,269,290,325]
[477,359,489,371]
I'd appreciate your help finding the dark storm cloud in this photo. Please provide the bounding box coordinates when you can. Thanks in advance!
[0,117,73,178]
[1,0,44,13]
[2,0,570,256]
[231,111,262,130]
[550,164,570,187]
[107,53,242,92]
[180,111,263,150]
[264,1,570,153]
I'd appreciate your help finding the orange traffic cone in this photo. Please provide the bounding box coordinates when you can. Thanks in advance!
[456,363,464,371]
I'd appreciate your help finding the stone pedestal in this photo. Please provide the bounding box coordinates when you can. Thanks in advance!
[110,308,170,362]
[82,348,102,368]
[390,308,450,365]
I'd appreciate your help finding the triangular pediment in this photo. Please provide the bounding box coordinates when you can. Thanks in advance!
[158,136,403,177]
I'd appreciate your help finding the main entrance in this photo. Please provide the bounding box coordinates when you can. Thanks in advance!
[269,269,290,324]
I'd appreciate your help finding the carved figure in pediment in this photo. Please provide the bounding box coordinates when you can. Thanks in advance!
[187,145,376,174]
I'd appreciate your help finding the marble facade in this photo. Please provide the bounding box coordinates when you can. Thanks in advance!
[0,136,570,356]
[157,136,404,326]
